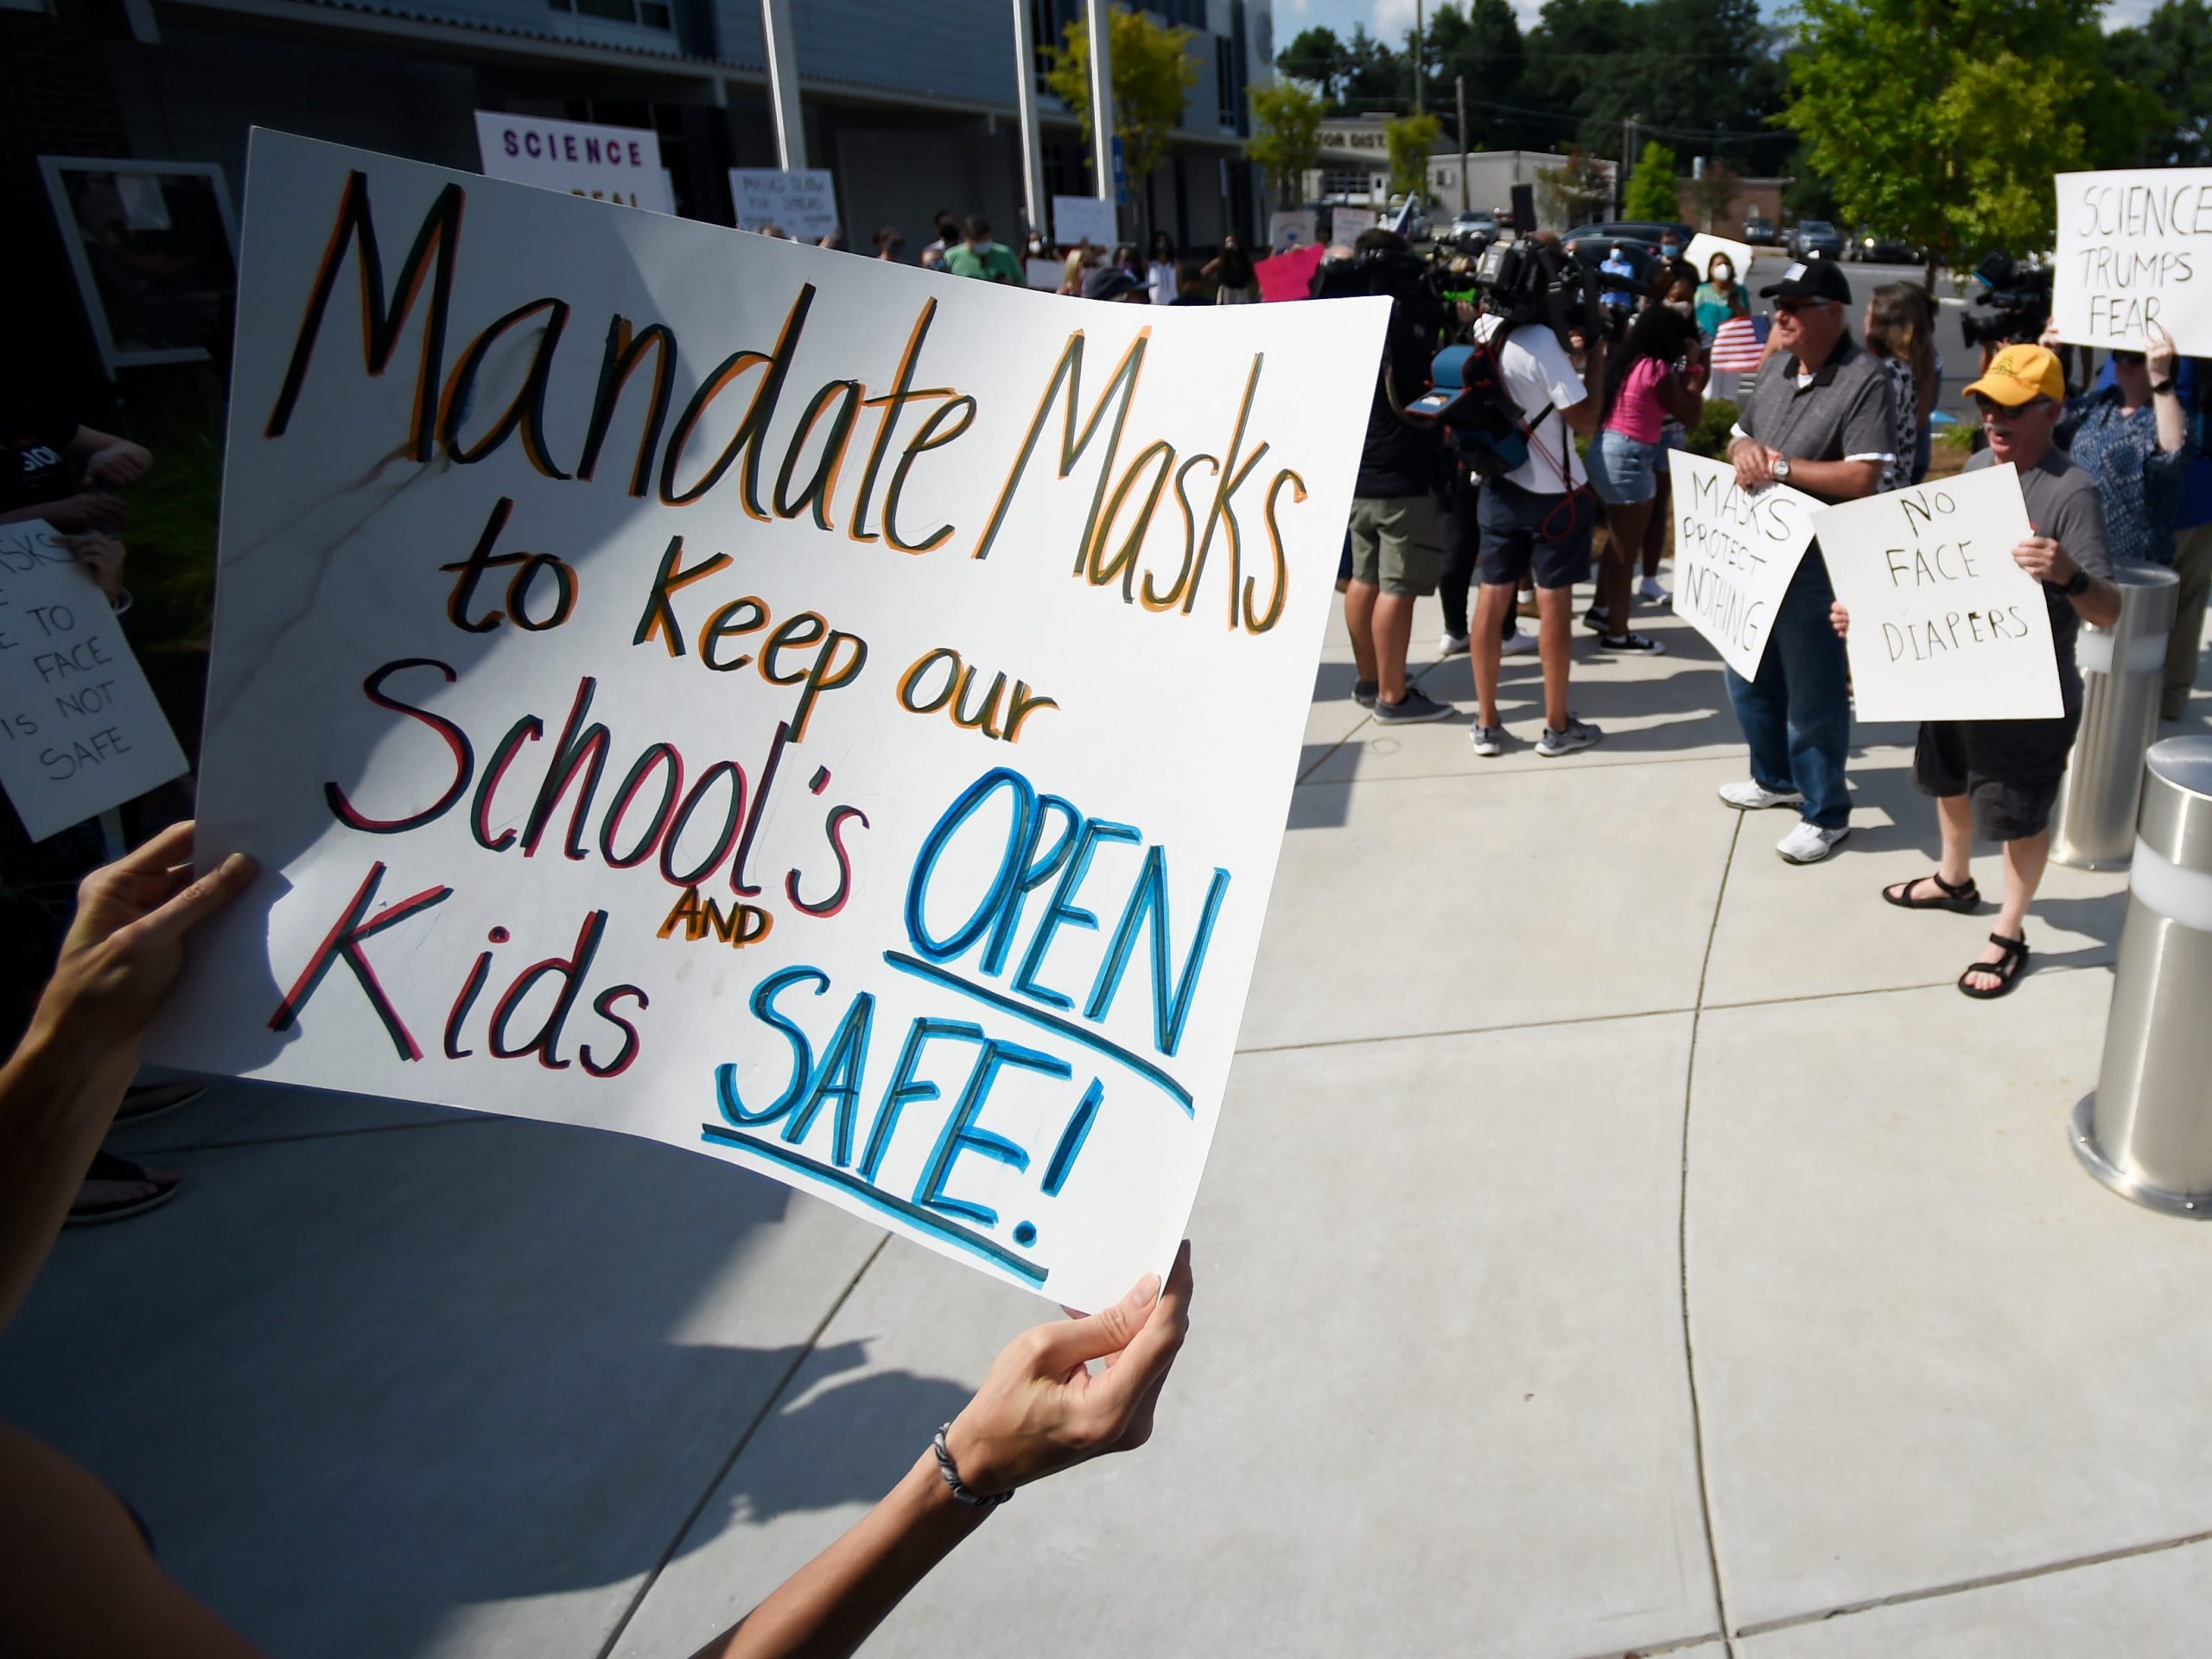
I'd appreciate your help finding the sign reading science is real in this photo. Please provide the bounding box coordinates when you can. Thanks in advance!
[474,111,674,213]
[150,130,1390,1313]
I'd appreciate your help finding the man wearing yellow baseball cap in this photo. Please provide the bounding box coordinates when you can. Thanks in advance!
[1829,340,2122,997]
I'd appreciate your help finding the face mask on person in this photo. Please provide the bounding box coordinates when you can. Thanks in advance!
[1713,263,1733,284]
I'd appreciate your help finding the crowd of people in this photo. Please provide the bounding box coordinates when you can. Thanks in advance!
[1324,219,2204,1000]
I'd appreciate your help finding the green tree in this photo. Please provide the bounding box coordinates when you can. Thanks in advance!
[2103,0,2212,166]
[1276,25,1349,105]
[1046,5,1202,231]
[1387,112,1443,200]
[1248,79,1328,204]
[1338,24,1408,112]
[1427,0,1529,149]
[1623,138,1680,221]
[1783,0,2164,277]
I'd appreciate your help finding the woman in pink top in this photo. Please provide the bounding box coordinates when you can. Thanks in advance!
[1584,302,1706,655]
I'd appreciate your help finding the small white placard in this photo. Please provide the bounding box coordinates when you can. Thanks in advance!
[474,111,673,213]
[1267,210,1318,256]
[0,521,189,841]
[1052,195,1117,248]
[728,168,838,241]
[1666,451,1819,680]
[1331,207,1376,243]
[2053,168,2212,353]
[1815,466,2062,722]
[1683,232,1754,279]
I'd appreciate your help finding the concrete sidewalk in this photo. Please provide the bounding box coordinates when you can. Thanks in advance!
[5,588,2210,1658]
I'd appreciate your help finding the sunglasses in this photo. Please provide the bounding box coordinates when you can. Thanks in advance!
[1974,394,2051,416]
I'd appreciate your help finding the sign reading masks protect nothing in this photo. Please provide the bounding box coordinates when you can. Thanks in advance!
[2054,168,2212,353]
[1666,451,1818,680]
[149,131,1389,1312]
[1815,465,2061,723]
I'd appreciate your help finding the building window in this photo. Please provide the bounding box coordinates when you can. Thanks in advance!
[550,0,673,29]
[1031,0,1081,88]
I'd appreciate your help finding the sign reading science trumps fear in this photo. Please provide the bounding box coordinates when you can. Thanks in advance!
[1815,465,2060,724]
[149,132,1389,1311]
[2055,168,2212,353]
[1666,451,1817,680]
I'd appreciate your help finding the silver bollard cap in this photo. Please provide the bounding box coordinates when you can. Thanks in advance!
[2139,735,2212,879]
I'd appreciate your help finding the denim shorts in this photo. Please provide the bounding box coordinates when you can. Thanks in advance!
[1587,429,1660,506]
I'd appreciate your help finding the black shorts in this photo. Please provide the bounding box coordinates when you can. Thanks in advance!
[1476,475,1595,591]
[1912,716,2079,841]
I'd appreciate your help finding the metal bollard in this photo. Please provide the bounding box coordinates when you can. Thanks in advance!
[2051,563,2179,869]
[2070,736,2212,1216]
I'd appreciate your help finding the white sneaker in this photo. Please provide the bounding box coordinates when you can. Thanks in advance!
[1718,779,1803,811]
[1500,628,1539,655]
[1776,821,1851,864]
[1437,631,1470,658]
[1638,575,1671,605]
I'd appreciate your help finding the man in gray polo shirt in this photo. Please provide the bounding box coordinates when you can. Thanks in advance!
[1722,259,1897,864]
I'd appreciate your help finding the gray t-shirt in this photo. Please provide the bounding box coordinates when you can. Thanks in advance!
[1965,444,2111,702]
[1735,333,1898,503]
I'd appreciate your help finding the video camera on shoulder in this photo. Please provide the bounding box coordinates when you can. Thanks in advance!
[1471,238,1604,353]
[1961,250,2054,350]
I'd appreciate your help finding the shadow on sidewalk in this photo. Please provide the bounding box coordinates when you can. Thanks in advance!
[0,1106,974,1658]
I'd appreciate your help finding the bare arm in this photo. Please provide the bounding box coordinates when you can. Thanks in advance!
[66,425,154,487]
[0,823,254,1332]
[1558,341,1608,437]
[2013,536,2121,629]
[695,1248,1193,1659]
[1777,455,1884,500]
[2148,323,2187,454]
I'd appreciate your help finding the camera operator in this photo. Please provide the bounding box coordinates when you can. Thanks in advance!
[1720,259,1896,865]
[1466,232,1608,758]
[1344,227,1455,723]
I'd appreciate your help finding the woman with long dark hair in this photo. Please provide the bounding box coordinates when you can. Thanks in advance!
[1203,232,1257,303]
[1865,283,1936,488]
[1583,300,1705,655]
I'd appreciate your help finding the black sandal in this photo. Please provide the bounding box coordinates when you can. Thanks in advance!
[1959,932,2029,1000]
[67,1151,181,1226]
[1884,871,1980,912]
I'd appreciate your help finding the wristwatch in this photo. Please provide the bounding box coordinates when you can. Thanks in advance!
[1772,454,1793,480]
[2062,569,2091,597]
[2151,378,2177,397]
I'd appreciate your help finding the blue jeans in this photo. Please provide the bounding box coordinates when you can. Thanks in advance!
[1724,553,1853,829]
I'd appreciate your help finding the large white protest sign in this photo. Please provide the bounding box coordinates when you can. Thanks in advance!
[1815,464,2061,723]
[474,111,673,213]
[149,130,1389,1312]
[1666,451,1818,680]
[1052,195,1116,248]
[1683,232,1754,280]
[2054,168,2212,353]
[729,168,838,241]
[0,522,188,841]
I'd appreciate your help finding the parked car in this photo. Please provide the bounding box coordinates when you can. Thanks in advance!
[1439,210,1500,254]
[1741,214,1778,246]
[1560,219,1695,258]
[1788,219,1846,260]
[1850,230,1920,264]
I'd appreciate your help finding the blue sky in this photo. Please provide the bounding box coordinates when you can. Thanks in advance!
[1270,0,2156,48]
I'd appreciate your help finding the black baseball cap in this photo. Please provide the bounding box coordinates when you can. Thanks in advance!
[1758,259,1852,304]
[1082,266,1144,301]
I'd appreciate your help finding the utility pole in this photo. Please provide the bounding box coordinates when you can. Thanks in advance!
[1414,0,1425,113]
[1622,112,1638,218]
[1010,0,1045,241]
[1085,0,1116,223]
[1455,72,1469,214]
